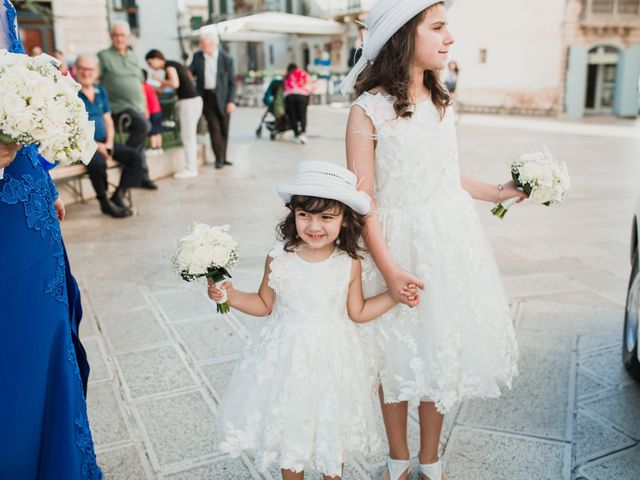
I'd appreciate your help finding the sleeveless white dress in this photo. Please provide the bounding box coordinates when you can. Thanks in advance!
[353,91,519,413]
[217,244,381,477]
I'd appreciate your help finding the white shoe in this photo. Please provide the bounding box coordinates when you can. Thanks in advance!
[299,134,308,144]
[292,136,302,144]
[419,459,444,480]
[173,169,198,179]
[381,457,411,480]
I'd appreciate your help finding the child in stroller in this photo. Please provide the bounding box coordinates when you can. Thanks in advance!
[256,77,292,140]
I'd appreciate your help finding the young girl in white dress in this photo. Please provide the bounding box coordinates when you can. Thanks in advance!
[342,1,528,479]
[208,161,418,480]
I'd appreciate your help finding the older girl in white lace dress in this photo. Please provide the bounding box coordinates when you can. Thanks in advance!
[343,1,528,479]
[208,162,418,480]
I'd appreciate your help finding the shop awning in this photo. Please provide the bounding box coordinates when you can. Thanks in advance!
[193,12,345,42]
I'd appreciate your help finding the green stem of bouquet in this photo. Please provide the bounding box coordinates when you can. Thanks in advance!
[491,204,508,219]
[0,132,15,144]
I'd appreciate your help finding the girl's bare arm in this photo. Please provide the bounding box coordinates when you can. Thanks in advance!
[460,175,527,203]
[346,106,425,303]
[208,256,276,316]
[347,258,415,323]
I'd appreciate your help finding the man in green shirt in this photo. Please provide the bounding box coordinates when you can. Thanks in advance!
[98,20,157,189]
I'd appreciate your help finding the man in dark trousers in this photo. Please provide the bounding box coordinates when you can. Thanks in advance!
[189,31,236,169]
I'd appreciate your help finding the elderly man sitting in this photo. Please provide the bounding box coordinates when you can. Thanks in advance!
[76,54,143,218]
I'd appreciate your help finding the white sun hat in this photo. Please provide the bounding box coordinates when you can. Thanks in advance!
[276,161,371,215]
[341,0,454,94]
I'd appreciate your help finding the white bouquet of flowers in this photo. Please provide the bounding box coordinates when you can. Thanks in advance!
[491,146,570,219]
[0,50,96,179]
[171,223,239,314]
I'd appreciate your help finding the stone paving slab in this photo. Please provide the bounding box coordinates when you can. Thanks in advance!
[581,385,640,440]
[87,381,131,447]
[577,445,640,480]
[458,340,573,440]
[172,317,246,362]
[162,457,260,480]
[115,345,198,399]
[96,444,152,480]
[100,307,170,353]
[443,427,570,480]
[575,409,635,465]
[134,390,219,470]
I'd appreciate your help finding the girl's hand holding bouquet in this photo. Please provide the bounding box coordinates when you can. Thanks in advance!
[171,223,239,314]
[492,146,570,219]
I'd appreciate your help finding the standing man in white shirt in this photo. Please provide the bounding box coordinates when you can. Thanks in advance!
[189,32,237,169]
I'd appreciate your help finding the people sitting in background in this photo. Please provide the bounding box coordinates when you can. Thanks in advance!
[29,45,42,56]
[76,54,144,218]
[146,49,203,179]
[142,69,164,156]
[98,20,157,190]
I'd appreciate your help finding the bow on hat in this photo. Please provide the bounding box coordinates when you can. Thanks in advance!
[341,0,454,94]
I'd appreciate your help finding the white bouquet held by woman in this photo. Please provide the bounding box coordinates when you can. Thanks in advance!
[0,50,96,179]
[492,146,570,219]
[172,224,239,314]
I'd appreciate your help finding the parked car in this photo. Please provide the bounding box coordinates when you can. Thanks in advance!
[624,201,640,380]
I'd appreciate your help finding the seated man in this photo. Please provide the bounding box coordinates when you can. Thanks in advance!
[76,54,143,218]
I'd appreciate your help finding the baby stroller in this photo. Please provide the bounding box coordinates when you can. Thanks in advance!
[255,78,292,141]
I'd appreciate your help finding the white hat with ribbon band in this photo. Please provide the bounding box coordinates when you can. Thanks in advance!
[276,161,371,215]
[341,0,454,94]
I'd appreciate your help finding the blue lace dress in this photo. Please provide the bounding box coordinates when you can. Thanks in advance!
[0,2,101,478]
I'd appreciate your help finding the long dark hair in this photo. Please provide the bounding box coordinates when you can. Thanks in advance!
[277,195,366,259]
[355,4,451,120]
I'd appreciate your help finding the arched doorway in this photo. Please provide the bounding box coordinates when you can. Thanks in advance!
[585,45,621,114]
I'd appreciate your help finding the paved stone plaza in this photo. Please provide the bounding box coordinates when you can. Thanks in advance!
[60,107,640,480]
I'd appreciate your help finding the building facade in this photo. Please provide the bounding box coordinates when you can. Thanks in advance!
[16,0,110,58]
[326,0,640,118]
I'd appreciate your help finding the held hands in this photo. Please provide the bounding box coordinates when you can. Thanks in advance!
[207,279,234,303]
[501,180,528,203]
[385,267,425,308]
[0,142,21,169]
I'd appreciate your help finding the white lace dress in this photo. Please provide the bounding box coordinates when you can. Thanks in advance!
[353,91,519,413]
[217,244,381,477]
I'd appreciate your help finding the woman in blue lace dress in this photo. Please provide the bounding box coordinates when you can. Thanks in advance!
[0,1,101,478]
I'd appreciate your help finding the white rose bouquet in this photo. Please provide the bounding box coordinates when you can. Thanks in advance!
[0,50,96,179]
[491,146,570,219]
[171,223,239,314]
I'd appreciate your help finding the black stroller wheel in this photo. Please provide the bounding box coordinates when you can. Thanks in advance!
[256,127,262,138]
[270,131,277,141]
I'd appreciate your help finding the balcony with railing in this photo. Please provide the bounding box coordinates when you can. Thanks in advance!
[581,0,640,28]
